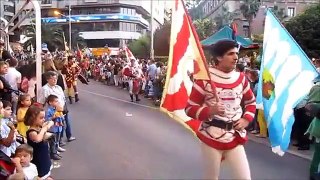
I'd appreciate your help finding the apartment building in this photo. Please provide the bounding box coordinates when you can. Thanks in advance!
[0,0,17,42]
[16,0,165,48]
[198,0,318,37]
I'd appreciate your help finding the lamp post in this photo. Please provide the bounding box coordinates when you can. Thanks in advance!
[54,5,72,51]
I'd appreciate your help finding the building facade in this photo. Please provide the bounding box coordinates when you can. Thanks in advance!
[198,0,318,37]
[16,0,165,48]
[0,0,17,42]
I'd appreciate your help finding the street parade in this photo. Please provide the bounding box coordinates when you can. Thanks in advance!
[0,0,319,180]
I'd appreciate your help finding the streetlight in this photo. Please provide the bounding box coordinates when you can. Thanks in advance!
[54,7,72,51]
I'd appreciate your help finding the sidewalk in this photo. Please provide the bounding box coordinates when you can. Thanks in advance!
[248,133,313,161]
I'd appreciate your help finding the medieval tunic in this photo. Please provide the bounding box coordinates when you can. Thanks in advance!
[185,68,256,150]
[123,64,143,95]
[62,62,81,96]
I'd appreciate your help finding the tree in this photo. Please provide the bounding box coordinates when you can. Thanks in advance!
[214,5,240,30]
[154,23,171,56]
[128,35,150,59]
[285,4,320,58]
[240,0,261,38]
[193,18,216,40]
[63,28,87,50]
[24,23,64,51]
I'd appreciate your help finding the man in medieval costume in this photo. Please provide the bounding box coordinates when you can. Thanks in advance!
[185,40,256,180]
[62,55,81,104]
[123,59,143,102]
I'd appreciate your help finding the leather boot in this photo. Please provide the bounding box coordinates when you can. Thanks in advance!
[75,93,79,102]
[69,96,73,104]
[130,94,134,102]
[135,94,141,102]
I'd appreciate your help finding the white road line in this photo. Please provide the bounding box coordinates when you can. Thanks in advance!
[80,89,158,110]
[81,89,312,161]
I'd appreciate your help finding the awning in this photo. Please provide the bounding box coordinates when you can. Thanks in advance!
[201,26,253,48]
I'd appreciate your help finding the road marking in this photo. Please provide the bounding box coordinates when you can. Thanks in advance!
[81,88,312,161]
[80,89,158,110]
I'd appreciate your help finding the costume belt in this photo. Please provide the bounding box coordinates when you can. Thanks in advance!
[204,119,235,131]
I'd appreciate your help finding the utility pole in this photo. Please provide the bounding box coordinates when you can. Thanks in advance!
[150,0,154,60]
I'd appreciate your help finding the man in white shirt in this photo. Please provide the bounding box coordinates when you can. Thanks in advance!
[38,71,76,143]
[4,59,21,114]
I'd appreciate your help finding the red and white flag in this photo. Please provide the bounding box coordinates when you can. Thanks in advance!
[124,46,136,61]
[160,0,212,131]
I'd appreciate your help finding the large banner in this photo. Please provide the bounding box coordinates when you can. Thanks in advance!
[256,10,319,155]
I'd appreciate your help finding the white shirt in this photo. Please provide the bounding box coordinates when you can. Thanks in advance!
[38,84,65,107]
[14,163,38,180]
[0,118,20,157]
[4,67,21,96]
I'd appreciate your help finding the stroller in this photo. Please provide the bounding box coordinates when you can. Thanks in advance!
[0,151,15,179]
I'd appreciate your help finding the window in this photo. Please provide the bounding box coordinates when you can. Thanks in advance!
[4,5,14,13]
[120,22,137,32]
[41,0,52,4]
[287,7,295,17]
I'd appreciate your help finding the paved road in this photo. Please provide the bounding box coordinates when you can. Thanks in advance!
[53,81,310,180]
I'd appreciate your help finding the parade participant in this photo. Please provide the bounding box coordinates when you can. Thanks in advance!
[0,39,13,61]
[185,40,256,180]
[305,74,320,180]
[81,57,90,82]
[62,56,81,104]
[123,59,143,102]
[41,43,53,63]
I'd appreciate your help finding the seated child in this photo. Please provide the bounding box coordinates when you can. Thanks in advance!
[11,144,39,180]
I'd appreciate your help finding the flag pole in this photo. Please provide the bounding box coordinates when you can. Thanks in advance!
[181,0,219,101]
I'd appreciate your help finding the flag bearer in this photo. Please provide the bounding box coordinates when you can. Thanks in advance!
[185,40,256,180]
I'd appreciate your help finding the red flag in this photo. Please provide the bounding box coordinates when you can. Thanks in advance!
[124,46,136,62]
[160,0,212,132]
[76,44,83,60]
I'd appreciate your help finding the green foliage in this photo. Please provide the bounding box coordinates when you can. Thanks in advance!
[23,23,86,51]
[24,23,64,51]
[193,18,216,40]
[285,4,320,58]
[65,29,87,50]
[214,5,240,30]
[240,0,261,37]
[154,23,171,57]
[128,35,151,59]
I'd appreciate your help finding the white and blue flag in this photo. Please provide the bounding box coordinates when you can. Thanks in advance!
[256,10,319,156]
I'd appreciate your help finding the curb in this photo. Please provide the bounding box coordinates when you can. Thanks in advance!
[248,135,312,161]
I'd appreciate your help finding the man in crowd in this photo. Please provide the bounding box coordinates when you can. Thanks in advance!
[0,39,13,61]
[38,71,76,143]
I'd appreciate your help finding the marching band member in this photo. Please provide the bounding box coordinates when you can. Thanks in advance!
[123,59,143,102]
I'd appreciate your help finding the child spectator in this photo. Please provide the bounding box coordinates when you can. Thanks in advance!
[0,101,20,157]
[11,144,38,180]
[46,94,65,161]
[17,94,32,137]
[25,105,54,179]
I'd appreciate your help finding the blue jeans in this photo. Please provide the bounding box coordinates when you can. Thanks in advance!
[61,113,73,139]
